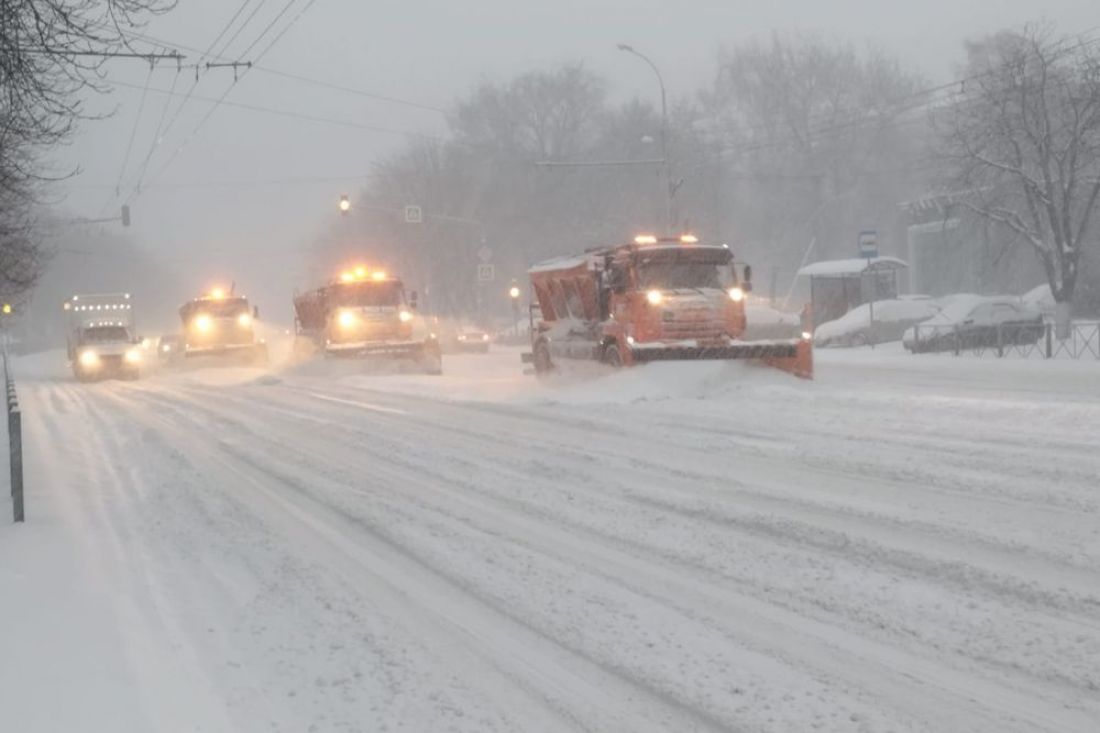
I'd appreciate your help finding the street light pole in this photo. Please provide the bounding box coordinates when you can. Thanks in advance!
[618,43,673,233]
[509,282,521,338]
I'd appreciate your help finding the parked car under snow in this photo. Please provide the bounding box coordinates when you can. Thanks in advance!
[903,296,1044,353]
[814,299,940,347]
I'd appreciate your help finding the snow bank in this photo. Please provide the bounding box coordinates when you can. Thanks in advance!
[814,299,939,345]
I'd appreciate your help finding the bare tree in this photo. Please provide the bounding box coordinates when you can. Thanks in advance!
[936,23,1100,326]
[703,33,926,269]
[0,0,174,303]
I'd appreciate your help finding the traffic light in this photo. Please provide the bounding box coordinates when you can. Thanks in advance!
[121,204,131,227]
[1,304,12,315]
[338,195,351,214]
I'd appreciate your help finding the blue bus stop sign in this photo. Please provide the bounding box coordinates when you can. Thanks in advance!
[858,230,878,259]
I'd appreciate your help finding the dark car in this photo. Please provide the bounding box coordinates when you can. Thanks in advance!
[903,297,1044,353]
[157,334,184,364]
[450,327,491,353]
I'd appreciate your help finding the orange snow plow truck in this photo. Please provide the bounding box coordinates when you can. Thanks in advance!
[522,234,812,378]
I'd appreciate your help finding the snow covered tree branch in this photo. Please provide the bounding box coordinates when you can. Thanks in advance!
[935,22,1100,317]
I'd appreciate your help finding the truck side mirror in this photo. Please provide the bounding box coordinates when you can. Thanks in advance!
[410,291,419,309]
[742,265,753,292]
[607,268,626,294]
[253,305,260,319]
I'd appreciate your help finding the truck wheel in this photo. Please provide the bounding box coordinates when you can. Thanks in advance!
[533,340,554,376]
[602,342,623,368]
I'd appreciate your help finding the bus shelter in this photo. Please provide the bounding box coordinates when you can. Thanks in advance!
[797,257,909,327]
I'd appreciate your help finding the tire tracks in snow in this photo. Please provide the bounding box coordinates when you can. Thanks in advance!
[101,383,731,733]
[122,378,1100,726]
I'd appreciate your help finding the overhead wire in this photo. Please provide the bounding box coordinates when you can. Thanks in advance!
[235,0,301,61]
[102,61,154,214]
[131,66,183,196]
[211,0,268,59]
[107,1,266,206]
[128,0,320,202]
[697,25,1100,170]
[100,23,448,115]
[107,77,443,139]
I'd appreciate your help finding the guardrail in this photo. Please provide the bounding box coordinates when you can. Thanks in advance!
[3,350,23,522]
[909,321,1100,360]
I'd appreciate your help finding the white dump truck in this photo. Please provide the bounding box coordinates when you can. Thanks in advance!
[63,293,144,381]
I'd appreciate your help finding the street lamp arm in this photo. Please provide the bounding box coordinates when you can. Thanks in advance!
[617,43,673,233]
[617,45,666,112]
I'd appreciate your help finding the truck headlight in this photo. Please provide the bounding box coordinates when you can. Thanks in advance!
[193,314,212,332]
[79,350,99,368]
[237,313,252,328]
[124,349,142,364]
[337,310,357,329]
[646,290,663,305]
[728,287,745,302]
[399,310,413,323]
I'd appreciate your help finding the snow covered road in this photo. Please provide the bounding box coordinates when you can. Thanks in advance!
[2,347,1099,732]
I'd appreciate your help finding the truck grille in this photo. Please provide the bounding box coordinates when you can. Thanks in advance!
[660,306,727,339]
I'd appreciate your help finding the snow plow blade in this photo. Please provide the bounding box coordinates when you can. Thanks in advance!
[631,338,813,379]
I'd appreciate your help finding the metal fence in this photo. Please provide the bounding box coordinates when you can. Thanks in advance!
[909,321,1100,360]
[3,351,23,522]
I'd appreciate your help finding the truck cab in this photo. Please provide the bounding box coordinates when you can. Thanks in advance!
[64,293,144,381]
[293,266,442,374]
[179,289,267,364]
[601,236,750,355]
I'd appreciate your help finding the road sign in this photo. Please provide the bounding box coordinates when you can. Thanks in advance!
[404,205,423,224]
[477,264,495,282]
[477,246,493,263]
[858,230,878,259]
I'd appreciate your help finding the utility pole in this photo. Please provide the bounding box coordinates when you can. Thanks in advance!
[618,44,674,233]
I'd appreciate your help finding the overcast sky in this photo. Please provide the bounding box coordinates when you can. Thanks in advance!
[48,0,1095,318]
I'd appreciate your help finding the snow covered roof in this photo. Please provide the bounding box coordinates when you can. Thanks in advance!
[797,257,908,278]
[528,253,595,274]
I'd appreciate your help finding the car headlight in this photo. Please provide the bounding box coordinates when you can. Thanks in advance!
[399,310,413,323]
[124,349,142,364]
[482,334,489,341]
[161,343,172,353]
[728,287,745,302]
[646,290,663,305]
[337,310,357,329]
[193,314,212,332]
[79,350,99,368]
[237,313,252,328]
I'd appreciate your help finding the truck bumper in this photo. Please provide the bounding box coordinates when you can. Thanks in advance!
[184,343,262,357]
[630,341,798,362]
[324,340,431,358]
[628,338,813,379]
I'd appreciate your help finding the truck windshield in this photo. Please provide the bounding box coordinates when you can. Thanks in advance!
[636,262,730,290]
[333,282,403,307]
[82,326,130,343]
[198,300,249,318]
